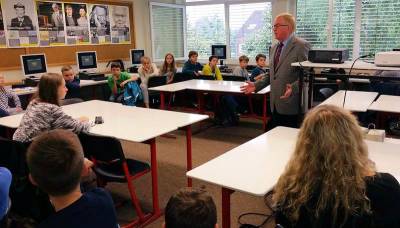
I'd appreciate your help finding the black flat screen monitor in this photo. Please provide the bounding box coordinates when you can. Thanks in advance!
[20,54,47,77]
[130,49,144,65]
[76,51,98,71]
[212,45,227,60]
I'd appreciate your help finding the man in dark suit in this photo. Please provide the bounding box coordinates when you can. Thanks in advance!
[10,3,33,30]
[241,13,311,128]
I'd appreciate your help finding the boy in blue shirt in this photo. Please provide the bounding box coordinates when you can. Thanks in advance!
[27,129,118,228]
[61,65,80,99]
[182,51,203,76]
[249,54,267,82]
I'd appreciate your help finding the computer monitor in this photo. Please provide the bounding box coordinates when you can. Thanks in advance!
[20,54,47,77]
[76,51,98,71]
[211,45,227,65]
[130,49,144,65]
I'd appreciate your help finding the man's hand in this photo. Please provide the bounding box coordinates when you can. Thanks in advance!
[240,81,256,94]
[280,84,293,99]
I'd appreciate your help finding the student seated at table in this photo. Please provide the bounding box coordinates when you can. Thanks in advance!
[0,167,11,221]
[13,73,91,143]
[164,188,217,228]
[202,55,223,81]
[61,65,80,99]
[27,129,118,228]
[182,51,203,76]
[107,62,138,103]
[0,74,22,115]
[138,56,159,108]
[161,53,177,84]
[249,54,267,82]
[272,105,400,228]
[232,55,250,79]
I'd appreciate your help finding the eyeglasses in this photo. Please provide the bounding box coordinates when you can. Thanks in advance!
[272,24,289,29]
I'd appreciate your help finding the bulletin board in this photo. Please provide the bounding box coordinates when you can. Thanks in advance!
[0,0,135,71]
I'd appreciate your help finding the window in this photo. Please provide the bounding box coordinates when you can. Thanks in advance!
[150,3,185,60]
[296,0,329,48]
[297,0,399,59]
[229,2,272,59]
[150,0,273,60]
[332,0,355,55]
[359,0,400,57]
[186,4,226,58]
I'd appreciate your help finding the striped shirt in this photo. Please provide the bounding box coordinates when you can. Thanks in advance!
[0,87,21,114]
[13,99,91,142]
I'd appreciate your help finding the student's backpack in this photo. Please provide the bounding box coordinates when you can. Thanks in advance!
[122,81,143,106]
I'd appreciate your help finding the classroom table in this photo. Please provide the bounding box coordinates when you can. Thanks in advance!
[368,95,400,114]
[187,126,400,228]
[12,79,108,96]
[291,61,400,110]
[319,90,378,112]
[368,95,400,128]
[149,79,271,130]
[0,100,208,227]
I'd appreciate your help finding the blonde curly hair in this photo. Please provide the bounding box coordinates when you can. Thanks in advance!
[272,105,375,227]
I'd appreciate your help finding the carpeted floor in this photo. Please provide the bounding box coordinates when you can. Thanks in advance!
[105,118,276,228]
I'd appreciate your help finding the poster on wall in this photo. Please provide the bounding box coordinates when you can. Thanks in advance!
[64,3,89,45]
[2,0,39,47]
[88,4,111,45]
[36,1,66,46]
[0,3,7,48]
[110,5,130,44]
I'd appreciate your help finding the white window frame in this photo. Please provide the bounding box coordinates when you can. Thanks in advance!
[184,0,273,61]
[296,0,400,59]
[149,2,187,61]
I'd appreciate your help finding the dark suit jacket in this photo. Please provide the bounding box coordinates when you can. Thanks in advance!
[10,16,33,30]
[255,36,311,115]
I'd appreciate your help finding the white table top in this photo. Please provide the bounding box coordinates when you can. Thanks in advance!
[187,127,400,196]
[12,79,107,96]
[149,79,270,95]
[320,90,378,112]
[0,100,208,143]
[368,95,400,114]
[292,61,400,71]
[80,79,107,87]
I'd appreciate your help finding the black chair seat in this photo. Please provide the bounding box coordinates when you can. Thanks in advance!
[94,159,150,182]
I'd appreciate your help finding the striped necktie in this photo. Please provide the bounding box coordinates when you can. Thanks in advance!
[274,42,284,71]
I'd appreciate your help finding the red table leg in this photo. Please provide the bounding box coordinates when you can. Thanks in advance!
[149,138,160,214]
[186,125,193,187]
[222,188,234,228]
[160,91,165,110]
[127,138,162,228]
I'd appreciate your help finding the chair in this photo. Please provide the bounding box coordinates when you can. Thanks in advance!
[195,75,215,80]
[319,87,334,99]
[222,75,246,82]
[172,72,193,83]
[78,133,151,225]
[0,137,53,223]
[148,76,167,107]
